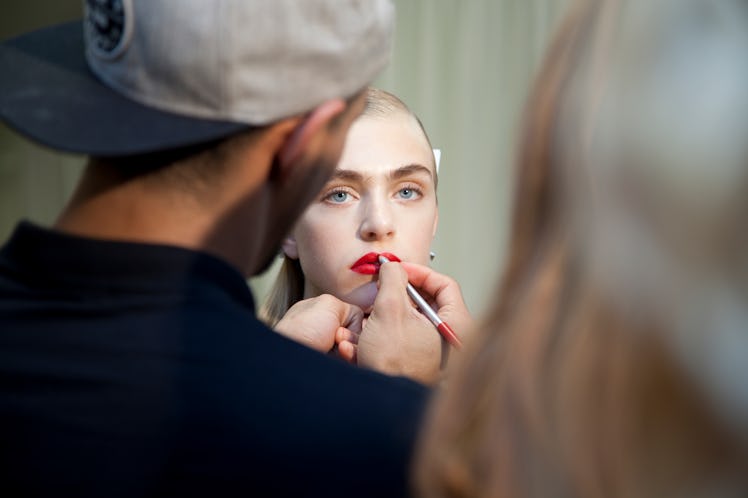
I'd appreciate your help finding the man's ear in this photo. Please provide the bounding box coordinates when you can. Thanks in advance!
[281,235,299,260]
[277,99,347,174]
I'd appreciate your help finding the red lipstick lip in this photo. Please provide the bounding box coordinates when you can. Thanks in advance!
[350,252,401,274]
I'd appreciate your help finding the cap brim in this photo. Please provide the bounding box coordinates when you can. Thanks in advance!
[0,21,249,157]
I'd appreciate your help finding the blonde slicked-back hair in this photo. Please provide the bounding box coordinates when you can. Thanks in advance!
[260,87,437,325]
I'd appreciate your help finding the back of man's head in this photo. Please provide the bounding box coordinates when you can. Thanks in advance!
[0,0,395,275]
[0,0,394,158]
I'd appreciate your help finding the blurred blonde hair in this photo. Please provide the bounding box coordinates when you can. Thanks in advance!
[260,87,436,325]
[415,0,748,497]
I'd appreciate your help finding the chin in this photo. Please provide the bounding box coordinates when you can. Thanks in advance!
[340,281,379,314]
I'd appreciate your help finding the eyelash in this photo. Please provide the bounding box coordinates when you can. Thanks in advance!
[396,183,424,200]
[321,183,425,204]
[323,187,356,204]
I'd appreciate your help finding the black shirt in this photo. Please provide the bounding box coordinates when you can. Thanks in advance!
[0,222,429,497]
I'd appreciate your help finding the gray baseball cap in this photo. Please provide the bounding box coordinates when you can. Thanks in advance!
[0,0,395,156]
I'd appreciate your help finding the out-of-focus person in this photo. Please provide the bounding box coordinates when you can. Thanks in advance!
[415,0,748,496]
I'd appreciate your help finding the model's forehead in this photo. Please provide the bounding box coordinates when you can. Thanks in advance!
[336,114,435,177]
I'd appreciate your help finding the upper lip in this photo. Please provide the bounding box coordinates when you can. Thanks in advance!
[350,252,401,272]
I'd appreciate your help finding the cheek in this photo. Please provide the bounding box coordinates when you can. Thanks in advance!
[341,281,379,313]
[295,220,337,265]
[411,228,436,264]
[402,210,438,264]
[293,213,348,290]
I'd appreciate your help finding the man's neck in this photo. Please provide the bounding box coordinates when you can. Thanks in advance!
[54,158,273,277]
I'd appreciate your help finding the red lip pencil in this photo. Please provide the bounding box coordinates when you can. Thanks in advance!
[378,255,462,349]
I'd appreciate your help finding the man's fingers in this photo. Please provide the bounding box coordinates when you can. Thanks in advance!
[314,294,364,334]
[274,294,364,353]
[341,303,364,334]
[337,341,357,364]
[374,262,411,312]
[335,326,360,345]
[399,261,474,350]
[400,261,462,308]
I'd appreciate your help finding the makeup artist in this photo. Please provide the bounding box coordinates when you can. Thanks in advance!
[262,88,473,383]
[0,1,469,496]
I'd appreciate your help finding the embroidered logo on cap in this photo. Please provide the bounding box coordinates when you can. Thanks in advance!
[84,0,133,60]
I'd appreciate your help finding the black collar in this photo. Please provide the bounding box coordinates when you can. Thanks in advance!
[0,221,255,309]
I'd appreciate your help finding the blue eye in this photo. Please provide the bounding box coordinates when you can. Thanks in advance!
[327,191,349,203]
[398,188,416,199]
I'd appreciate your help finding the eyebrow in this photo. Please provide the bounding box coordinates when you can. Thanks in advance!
[330,164,435,183]
[388,164,434,182]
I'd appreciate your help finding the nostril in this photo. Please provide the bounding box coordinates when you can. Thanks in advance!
[359,218,395,240]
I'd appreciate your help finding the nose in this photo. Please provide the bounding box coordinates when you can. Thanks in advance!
[358,197,395,241]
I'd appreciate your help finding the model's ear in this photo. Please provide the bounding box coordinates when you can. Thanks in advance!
[276,99,346,174]
[281,235,299,260]
[432,209,439,238]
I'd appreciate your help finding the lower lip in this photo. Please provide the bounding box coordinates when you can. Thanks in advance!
[350,253,401,275]
[351,264,379,275]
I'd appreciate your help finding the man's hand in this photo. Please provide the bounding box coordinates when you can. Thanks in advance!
[400,261,474,344]
[357,261,472,385]
[274,294,363,363]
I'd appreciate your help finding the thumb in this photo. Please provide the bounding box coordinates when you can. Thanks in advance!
[372,261,411,316]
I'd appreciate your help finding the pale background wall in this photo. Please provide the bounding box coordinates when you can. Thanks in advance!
[0,0,570,317]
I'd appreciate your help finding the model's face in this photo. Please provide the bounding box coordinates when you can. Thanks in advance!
[285,112,438,312]
[256,94,366,276]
